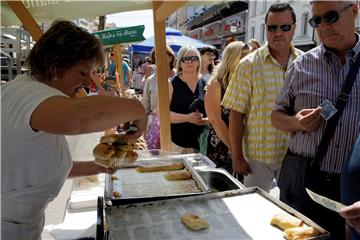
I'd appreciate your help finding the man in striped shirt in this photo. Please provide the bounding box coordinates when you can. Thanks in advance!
[222,2,302,193]
[271,2,359,239]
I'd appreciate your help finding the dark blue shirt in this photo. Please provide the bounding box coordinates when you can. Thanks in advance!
[341,135,360,240]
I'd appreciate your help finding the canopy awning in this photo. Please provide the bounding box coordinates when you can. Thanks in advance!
[131,26,210,54]
[1,0,220,151]
[1,1,154,26]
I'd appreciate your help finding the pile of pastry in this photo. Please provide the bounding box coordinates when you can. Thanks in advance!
[271,213,320,240]
[93,134,146,168]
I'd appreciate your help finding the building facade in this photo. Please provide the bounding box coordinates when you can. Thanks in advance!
[169,1,360,53]
[169,1,248,52]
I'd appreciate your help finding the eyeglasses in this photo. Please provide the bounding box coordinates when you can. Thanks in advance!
[308,4,352,28]
[267,24,292,32]
[181,56,199,63]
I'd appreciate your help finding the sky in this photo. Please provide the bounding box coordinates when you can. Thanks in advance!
[106,10,154,38]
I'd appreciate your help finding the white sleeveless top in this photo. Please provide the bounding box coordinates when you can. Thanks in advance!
[1,74,73,239]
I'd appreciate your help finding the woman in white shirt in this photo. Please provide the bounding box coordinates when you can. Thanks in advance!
[1,20,147,239]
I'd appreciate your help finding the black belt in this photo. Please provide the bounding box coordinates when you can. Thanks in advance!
[286,149,341,182]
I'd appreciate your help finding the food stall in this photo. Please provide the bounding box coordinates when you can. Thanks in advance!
[2,2,330,239]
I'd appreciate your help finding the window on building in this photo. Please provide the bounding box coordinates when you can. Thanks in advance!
[251,26,255,39]
[302,12,309,36]
[261,0,267,13]
[250,1,257,16]
[260,24,265,42]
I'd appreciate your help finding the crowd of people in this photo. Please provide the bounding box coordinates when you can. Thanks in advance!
[1,1,360,239]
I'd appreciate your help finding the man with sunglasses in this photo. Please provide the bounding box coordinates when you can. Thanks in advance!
[222,2,302,194]
[271,1,359,239]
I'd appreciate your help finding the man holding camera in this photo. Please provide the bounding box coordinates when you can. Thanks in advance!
[222,2,302,192]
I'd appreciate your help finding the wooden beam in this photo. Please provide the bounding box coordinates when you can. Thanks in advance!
[152,1,172,151]
[5,1,43,41]
[155,1,188,22]
[113,44,126,97]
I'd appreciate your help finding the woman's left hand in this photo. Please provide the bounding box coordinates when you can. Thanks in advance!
[96,164,118,175]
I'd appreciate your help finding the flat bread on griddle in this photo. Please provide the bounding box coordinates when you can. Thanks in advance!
[181,213,209,231]
[271,213,304,230]
[136,162,185,173]
[284,226,320,240]
[164,170,191,180]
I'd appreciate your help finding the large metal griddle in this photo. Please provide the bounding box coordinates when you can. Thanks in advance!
[104,157,210,206]
[105,187,330,240]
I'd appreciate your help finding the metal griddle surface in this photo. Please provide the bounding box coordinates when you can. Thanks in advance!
[105,159,209,203]
[106,188,329,240]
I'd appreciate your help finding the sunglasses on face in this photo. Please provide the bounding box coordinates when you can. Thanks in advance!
[181,56,199,63]
[308,4,352,28]
[267,24,292,32]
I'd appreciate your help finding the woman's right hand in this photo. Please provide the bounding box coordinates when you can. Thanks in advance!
[188,112,207,126]
[233,157,252,176]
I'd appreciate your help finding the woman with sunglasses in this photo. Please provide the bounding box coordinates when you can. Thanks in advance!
[168,45,208,153]
[1,20,147,239]
[271,2,360,240]
[199,46,217,82]
[204,41,250,179]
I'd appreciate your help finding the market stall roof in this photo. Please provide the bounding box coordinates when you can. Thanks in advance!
[1,0,221,151]
[131,27,210,54]
[1,1,220,26]
[1,1,154,26]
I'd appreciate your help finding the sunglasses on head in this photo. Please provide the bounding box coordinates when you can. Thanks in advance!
[267,24,292,32]
[308,4,352,28]
[181,56,199,63]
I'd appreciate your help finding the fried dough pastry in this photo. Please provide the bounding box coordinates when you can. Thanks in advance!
[181,213,209,231]
[164,170,191,180]
[136,162,185,173]
[284,226,320,240]
[271,213,304,230]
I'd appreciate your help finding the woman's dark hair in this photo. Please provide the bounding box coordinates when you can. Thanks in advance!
[199,46,216,74]
[265,2,296,24]
[26,20,104,80]
[150,45,176,70]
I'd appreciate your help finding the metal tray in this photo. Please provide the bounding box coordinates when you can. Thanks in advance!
[105,158,210,205]
[105,187,330,240]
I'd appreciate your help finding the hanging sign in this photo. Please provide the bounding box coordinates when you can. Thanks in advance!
[93,25,145,46]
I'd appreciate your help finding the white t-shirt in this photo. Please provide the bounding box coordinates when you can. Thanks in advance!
[1,74,73,239]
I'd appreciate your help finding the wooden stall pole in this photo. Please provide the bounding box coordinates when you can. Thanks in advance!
[113,44,126,97]
[5,1,43,41]
[152,1,172,151]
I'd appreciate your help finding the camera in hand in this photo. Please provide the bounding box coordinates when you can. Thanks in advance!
[189,98,206,116]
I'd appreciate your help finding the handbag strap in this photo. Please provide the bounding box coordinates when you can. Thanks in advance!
[313,52,360,165]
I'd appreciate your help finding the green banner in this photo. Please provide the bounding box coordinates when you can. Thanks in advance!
[93,25,145,46]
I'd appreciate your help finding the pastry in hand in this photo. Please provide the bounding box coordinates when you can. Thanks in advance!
[136,162,184,172]
[271,213,304,230]
[164,170,192,180]
[92,143,116,159]
[284,226,320,240]
[181,213,209,231]
[100,134,127,144]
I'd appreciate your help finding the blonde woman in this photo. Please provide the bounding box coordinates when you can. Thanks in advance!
[204,41,249,177]
[169,45,208,153]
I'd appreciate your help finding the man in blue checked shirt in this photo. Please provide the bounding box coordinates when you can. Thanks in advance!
[271,1,360,239]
